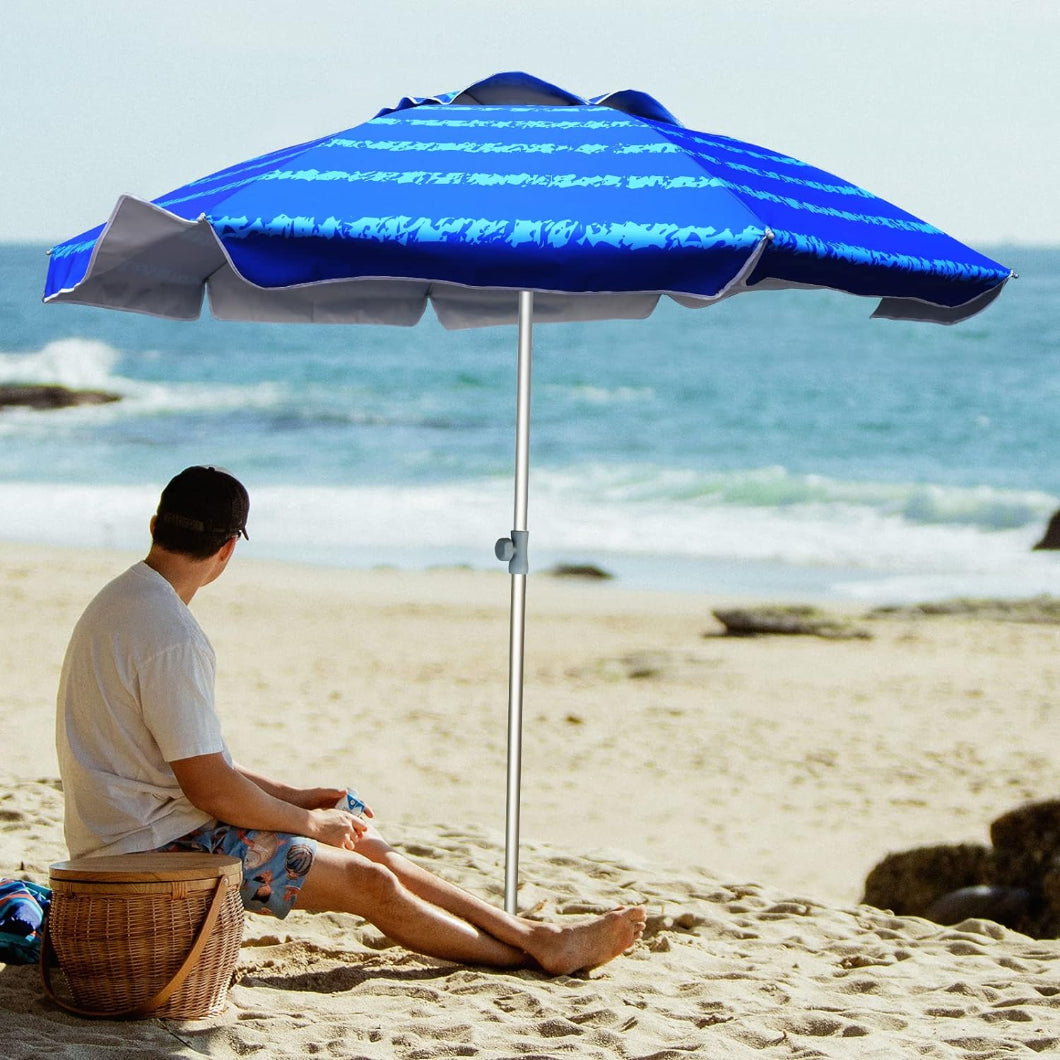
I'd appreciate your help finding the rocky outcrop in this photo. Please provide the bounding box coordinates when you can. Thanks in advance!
[862,799,1060,937]
[990,800,1060,890]
[546,563,614,581]
[0,384,121,410]
[862,843,996,920]
[869,597,1060,625]
[712,605,871,639]
[1033,510,1060,550]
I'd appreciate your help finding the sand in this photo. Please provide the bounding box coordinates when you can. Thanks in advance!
[1,542,1059,1057]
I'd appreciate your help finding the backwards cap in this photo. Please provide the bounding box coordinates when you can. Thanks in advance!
[156,466,249,540]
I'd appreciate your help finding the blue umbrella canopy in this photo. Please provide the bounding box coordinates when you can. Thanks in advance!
[45,71,1010,328]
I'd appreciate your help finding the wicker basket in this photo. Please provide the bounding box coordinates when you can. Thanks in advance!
[42,853,244,1020]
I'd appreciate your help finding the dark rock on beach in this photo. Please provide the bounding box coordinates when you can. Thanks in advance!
[861,843,996,919]
[863,799,1060,937]
[712,605,871,640]
[0,384,121,410]
[1034,509,1060,550]
[869,596,1060,625]
[990,799,1060,889]
[1041,864,1060,934]
[545,563,615,581]
[923,884,1033,928]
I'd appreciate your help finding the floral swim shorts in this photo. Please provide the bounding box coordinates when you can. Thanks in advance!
[158,822,317,919]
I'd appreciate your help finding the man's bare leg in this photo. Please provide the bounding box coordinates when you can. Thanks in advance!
[351,829,646,975]
[296,845,528,968]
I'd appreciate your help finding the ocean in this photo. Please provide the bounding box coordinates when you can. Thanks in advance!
[2,242,1058,603]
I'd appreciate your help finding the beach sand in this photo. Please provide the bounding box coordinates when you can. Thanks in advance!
[1,542,1059,1057]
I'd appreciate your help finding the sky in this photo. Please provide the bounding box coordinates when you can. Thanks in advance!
[3,0,1057,248]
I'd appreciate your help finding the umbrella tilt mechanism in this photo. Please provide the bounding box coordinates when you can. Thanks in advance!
[494,531,529,575]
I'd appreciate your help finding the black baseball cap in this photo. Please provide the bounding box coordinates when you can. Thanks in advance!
[156,466,250,540]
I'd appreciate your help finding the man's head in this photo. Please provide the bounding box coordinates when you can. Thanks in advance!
[152,466,250,559]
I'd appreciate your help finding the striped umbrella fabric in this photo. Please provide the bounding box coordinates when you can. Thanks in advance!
[44,71,1011,328]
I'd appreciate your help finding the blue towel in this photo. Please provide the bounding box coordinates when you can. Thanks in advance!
[0,878,51,965]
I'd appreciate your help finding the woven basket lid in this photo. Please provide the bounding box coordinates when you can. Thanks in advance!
[50,852,242,884]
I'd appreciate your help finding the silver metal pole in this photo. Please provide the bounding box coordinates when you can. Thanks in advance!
[504,290,534,914]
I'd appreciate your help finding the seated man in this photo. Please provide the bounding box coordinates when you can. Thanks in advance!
[56,466,645,975]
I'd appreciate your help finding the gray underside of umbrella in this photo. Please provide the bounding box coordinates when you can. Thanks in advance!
[46,195,1004,328]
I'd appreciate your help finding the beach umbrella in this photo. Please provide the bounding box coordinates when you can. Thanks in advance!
[43,71,1012,912]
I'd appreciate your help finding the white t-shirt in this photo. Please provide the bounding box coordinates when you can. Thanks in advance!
[56,562,231,858]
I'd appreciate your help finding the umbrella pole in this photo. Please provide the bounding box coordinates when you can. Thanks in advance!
[497,290,534,914]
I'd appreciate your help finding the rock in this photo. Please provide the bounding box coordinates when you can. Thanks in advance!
[569,649,708,683]
[0,384,121,410]
[869,596,1060,625]
[1033,509,1060,550]
[1040,859,1060,937]
[545,563,614,581]
[711,605,871,639]
[619,651,670,679]
[861,843,995,917]
[990,799,1060,887]
[862,801,1060,937]
[923,884,1032,929]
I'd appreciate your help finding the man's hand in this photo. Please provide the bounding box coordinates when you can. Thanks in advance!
[292,789,376,849]
[308,807,371,850]
[290,787,349,811]
[291,786,376,818]
[171,755,375,847]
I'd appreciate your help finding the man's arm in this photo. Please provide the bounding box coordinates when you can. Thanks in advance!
[170,753,364,849]
[232,762,354,813]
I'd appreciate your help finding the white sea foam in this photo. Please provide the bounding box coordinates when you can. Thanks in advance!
[533,464,1056,534]
[0,338,122,389]
[3,477,1055,604]
[0,482,152,552]
[543,382,656,405]
[0,339,285,422]
[119,378,285,415]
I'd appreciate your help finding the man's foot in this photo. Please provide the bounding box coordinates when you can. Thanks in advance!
[527,906,647,976]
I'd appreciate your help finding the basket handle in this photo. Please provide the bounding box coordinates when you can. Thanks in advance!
[40,874,233,1020]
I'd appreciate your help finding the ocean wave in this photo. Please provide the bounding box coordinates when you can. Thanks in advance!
[542,382,656,405]
[0,338,122,389]
[0,338,287,419]
[532,464,1057,533]
[0,340,499,430]
[1,476,1053,584]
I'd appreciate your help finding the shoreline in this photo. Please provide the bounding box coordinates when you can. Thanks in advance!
[5,525,1056,607]
[0,469,1055,608]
